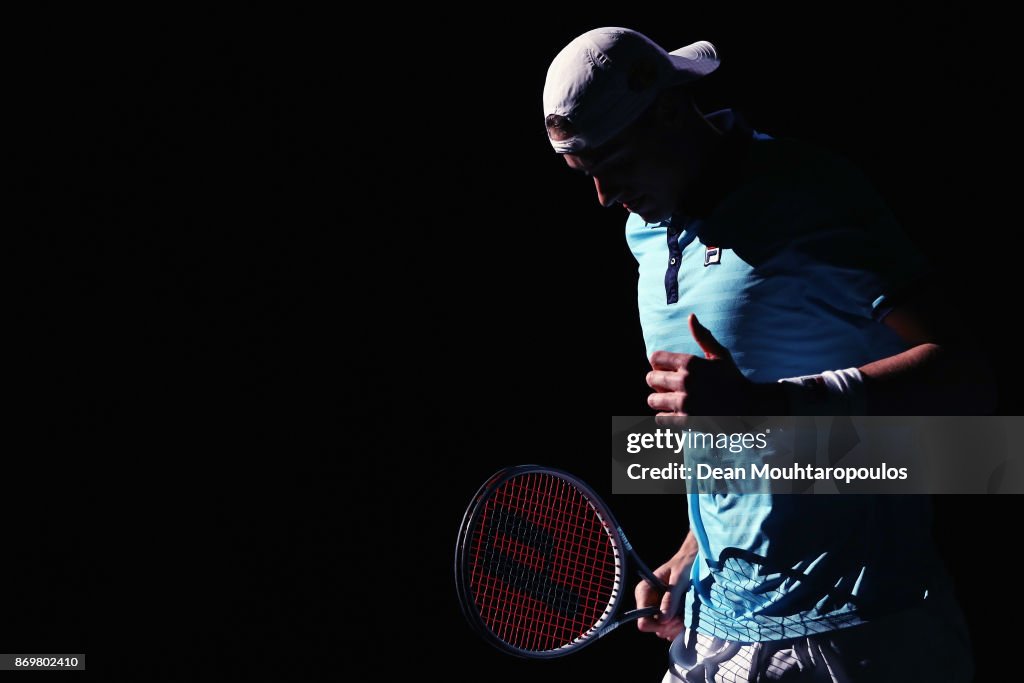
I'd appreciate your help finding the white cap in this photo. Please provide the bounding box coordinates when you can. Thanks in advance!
[543,27,720,153]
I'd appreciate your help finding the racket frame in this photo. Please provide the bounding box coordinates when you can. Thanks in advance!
[454,465,673,659]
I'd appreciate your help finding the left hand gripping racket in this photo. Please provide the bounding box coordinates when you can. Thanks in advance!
[455,465,685,658]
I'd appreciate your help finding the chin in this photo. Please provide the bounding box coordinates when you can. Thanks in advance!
[638,207,671,224]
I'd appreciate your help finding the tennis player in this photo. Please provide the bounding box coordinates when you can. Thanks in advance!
[544,27,991,681]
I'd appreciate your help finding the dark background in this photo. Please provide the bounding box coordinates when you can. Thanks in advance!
[13,6,1021,679]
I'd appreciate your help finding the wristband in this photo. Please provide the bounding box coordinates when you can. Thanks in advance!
[777,367,866,416]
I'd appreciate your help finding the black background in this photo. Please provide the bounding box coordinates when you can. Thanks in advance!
[13,6,1021,679]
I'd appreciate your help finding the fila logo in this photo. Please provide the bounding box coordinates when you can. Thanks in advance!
[704,246,722,267]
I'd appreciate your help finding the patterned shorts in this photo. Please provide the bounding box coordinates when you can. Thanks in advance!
[662,591,972,682]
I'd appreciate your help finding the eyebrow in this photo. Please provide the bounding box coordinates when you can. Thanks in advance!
[571,145,630,177]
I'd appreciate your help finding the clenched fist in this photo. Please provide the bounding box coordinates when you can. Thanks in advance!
[647,314,785,418]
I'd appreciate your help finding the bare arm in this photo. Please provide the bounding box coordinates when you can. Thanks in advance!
[858,302,996,415]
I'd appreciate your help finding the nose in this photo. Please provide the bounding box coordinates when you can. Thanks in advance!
[593,176,623,208]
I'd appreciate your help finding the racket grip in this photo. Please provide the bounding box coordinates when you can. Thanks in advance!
[609,606,663,632]
[633,607,661,619]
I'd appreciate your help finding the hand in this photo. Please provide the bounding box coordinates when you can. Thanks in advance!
[634,551,694,641]
[647,314,776,418]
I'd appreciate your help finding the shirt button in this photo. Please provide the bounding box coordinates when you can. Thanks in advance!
[670,258,677,265]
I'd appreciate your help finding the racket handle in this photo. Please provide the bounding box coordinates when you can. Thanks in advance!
[634,557,670,593]
[635,564,691,617]
[603,606,662,635]
[624,607,661,620]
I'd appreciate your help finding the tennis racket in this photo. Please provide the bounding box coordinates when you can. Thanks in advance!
[455,465,687,658]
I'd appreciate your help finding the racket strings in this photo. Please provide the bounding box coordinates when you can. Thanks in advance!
[468,472,619,651]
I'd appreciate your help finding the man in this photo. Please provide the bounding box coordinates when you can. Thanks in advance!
[544,27,991,681]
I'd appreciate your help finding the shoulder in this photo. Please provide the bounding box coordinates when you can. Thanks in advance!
[702,134,916,273]
[716,135,893,243]
[746,135,884,209]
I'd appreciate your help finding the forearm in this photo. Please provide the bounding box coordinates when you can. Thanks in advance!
[753,342,997,416]
[675,529,698,562]
[860,342,996,415]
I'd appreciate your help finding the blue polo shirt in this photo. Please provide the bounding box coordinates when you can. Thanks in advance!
[626,109,943,641]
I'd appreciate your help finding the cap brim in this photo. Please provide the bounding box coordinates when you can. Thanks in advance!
[667,40,720,83]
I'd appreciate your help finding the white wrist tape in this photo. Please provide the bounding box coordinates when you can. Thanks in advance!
[777,367,866,416]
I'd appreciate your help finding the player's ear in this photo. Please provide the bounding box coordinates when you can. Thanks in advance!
[652,97,677,125]
[652,86,692,127]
